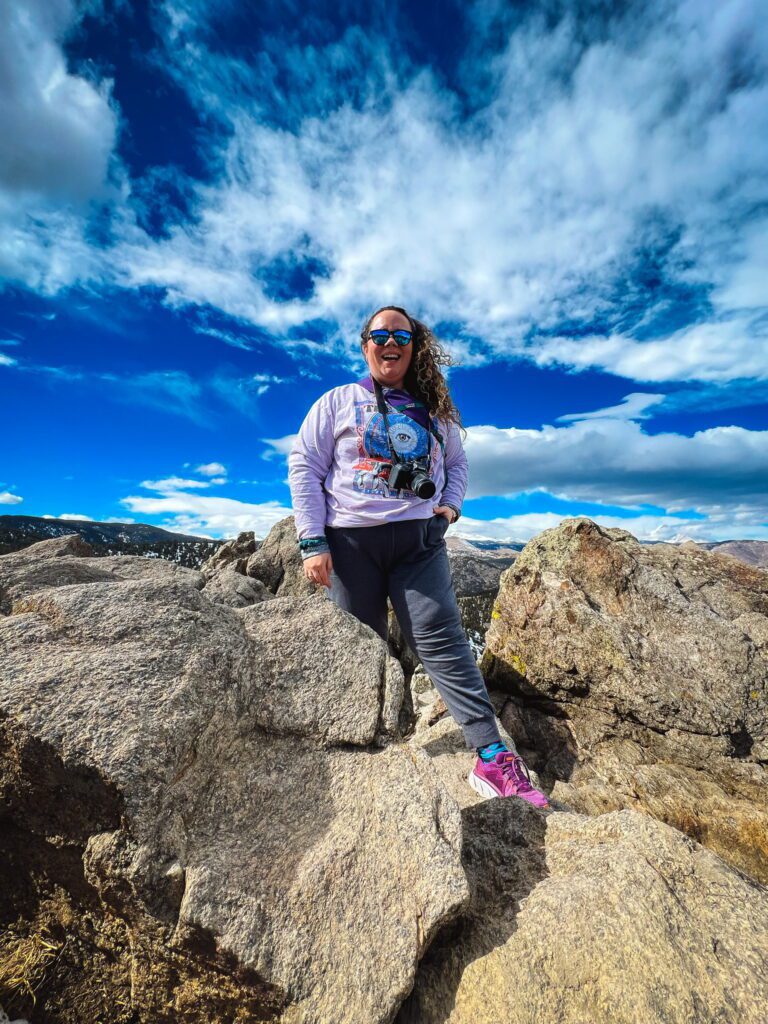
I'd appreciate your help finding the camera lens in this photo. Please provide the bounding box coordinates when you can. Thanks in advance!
[411,473,436,499]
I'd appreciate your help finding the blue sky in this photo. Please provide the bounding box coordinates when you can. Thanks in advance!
[1,0,767,542]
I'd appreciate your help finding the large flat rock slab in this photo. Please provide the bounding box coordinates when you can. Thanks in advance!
[0,540,464,1023]
[398,784,768,1023]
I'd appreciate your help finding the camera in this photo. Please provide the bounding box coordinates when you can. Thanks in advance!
[388,457,436,498]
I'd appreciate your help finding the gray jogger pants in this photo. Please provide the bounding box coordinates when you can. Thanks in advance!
[325,515,502,749]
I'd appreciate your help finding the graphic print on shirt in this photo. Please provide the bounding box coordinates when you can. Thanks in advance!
[353,400,440,498]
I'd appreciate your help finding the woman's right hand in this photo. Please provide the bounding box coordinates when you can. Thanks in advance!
[303,552,333,589]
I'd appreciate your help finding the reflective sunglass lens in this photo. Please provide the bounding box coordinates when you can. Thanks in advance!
[369,330,412,345]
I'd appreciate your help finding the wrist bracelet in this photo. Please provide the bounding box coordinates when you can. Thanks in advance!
[299,536,327,550]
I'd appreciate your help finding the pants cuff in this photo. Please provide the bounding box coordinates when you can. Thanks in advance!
[461,717,502,750]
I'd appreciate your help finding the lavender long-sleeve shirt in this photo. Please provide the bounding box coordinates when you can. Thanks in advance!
[288,381,469,539]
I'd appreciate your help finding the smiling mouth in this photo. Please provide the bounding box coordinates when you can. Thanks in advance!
[381,353,401,361]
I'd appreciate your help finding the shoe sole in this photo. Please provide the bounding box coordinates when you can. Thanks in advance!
[468,769,550,808]
[467,769,500,800]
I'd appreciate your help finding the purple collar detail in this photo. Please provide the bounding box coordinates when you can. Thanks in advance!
[357,375,430,430]
[358,374,411,400]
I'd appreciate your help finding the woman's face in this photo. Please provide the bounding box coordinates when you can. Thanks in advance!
[362,309,413,389]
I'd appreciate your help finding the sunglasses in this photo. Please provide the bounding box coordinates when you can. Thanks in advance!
[368,329,413,346]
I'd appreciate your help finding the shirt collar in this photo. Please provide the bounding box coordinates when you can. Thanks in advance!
[357,374,411,399]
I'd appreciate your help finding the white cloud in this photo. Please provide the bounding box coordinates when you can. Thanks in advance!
[122,475,293,537]
[0,491,23,504]
[0,353,17,367]
[0,0,119,293]
[195,462,227,477]
[124,0,767,380]
[122,486,293,539]
[140,476,213,492]
[462,414,768,522]
[58,513,94,521]
[3,1,767,384]
[0,1,116,201]
[261,435,297,460]
[454,509,768,544]
[713,216,768,311]
[535,317,768,383]
[558,393,666,423]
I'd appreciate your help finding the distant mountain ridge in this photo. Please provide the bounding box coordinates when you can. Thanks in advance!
[698,540,768,569]
[0,515,221,568]
[3,515,766,570]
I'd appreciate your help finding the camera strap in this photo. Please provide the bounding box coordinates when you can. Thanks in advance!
[372,378,434,466]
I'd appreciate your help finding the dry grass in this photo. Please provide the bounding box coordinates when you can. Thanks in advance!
[0,925,62,1008]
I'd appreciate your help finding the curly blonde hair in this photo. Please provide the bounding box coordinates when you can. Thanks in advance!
[360,305,463,428]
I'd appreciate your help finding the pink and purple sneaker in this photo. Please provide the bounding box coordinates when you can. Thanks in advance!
[468,751,549,808]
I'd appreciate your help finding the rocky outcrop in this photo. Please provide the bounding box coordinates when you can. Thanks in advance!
[201,565,273,608]
[402,753,768,1022]
[200,521,315,600]
[200,532,272,608]
[0,537,466,1023]
[397,715,768,1024]
[243,518,316,597]
[482,517,768,880]
[0,534,205,615]
[200,531,260,575]
[4,528,768,1024]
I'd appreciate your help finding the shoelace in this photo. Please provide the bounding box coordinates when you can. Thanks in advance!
[499,753,535,792]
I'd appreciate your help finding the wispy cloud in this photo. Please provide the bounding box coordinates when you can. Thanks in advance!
[192,325,255,350]
[2,0,766,387]
[122,476,293,538]
[195,462,227,477]
[557,393,666,423]
[261,435,297,460]
[100,370,206,422]
[1,351,282,423]
[140,476,214,492]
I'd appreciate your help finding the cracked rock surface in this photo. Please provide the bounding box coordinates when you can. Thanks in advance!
[482,517,768,880]
[3,527,768,1024]
[0,536,466,1023]
[400,718,768,1024]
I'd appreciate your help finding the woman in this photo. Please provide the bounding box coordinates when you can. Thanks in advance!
[287,304,548,808]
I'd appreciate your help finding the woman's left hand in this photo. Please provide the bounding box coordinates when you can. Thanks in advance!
[433,505,457,524]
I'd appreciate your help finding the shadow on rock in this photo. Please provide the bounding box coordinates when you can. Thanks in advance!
[400,718,550,1024]
[397,798,549,1024]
